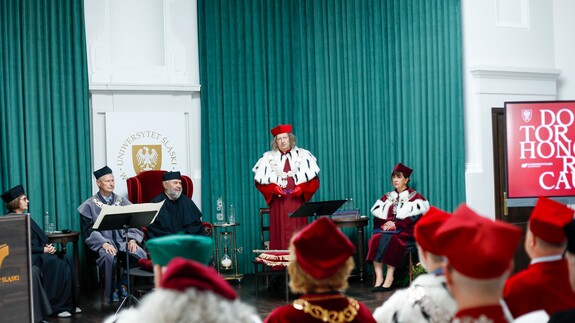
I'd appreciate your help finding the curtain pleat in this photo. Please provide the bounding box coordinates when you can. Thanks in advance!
[0,0,91,267]
[200,0,464,274]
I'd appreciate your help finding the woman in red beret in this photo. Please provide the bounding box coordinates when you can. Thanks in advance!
[1,185,81,320]
[265,217,375,323]
[366,163,430,292]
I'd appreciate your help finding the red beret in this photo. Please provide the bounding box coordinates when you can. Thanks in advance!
[161,257,237,301]
[293,216,355,280]
[529,197,574,244]
[393,163,413,178]
[436,204,522,279]
[414,206,451,255]
[270,124,293,137]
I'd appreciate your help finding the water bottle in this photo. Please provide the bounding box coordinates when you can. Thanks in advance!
[228,205,236,224]
[216,197,225,224]
[44,211,50,233]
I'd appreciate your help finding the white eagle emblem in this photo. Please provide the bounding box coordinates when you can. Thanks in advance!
[521,109,532,123]
[136,146,159,171]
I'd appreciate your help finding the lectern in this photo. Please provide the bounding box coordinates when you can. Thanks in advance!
[92,202,163,312]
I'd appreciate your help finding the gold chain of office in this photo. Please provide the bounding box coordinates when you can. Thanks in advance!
[292,296,360,323]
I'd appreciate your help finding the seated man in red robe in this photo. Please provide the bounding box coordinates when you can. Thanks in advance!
[504,197,575,318]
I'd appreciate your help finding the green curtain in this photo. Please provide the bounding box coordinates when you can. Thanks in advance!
[199,0,464,274]
[0,1,91,242]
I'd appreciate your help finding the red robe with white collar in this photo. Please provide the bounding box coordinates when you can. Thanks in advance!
[253,147,320,249]
[503,257,575,317]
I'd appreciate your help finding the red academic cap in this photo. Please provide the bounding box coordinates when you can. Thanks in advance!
[393,163,413,178]
[436,204,522,279]
[529,196,574,244]
[293,216,355,280]
[414,206,451,255]
[270,124,293,137]
[161,257,237,301]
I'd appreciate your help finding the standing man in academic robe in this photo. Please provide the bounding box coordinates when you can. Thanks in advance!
[147,171,204,238]
[504,197,575,317]
[78,166,148,303]
[253,124,320,250]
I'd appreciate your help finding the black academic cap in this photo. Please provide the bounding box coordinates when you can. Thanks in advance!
[1,184,25,204]
[93,166,113,180]
[163,171,181,181]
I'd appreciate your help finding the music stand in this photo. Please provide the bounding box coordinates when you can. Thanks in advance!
[289,199,347,218]
[92,201,163,313]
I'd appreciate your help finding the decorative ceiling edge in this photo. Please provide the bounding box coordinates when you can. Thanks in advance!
[89,83,201,93]
[469,65,561,80]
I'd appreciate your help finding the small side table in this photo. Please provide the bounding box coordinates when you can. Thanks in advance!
[47,231,80,288]
[212,222,243,282]
[331,216,369,282]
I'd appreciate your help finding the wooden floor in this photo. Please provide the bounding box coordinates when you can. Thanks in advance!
[43,274,395,322]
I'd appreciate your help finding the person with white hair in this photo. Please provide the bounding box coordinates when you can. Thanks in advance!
[107,234,260,323]
[147,171,204,238]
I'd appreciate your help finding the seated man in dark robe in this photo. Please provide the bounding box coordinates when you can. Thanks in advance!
[147,171,204,238]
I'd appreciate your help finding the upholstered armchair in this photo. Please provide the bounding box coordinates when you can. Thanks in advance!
[125,170,211,236]
[126,170,193,204]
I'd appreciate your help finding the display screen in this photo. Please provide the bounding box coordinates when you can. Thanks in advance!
[506,101,575,198]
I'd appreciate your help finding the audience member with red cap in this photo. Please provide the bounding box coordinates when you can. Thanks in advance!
[265,217,375,323]
[548,219,575,323]
[366,163,430,292]
[503,197,575,318]
[147,170,204,238]
[372,206,456,322]
[107,234,260,323]
[252,124,320,250]
[437,204,522,323]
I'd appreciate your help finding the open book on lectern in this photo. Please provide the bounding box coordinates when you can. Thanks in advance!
[92,201,165,231]
[289,199,347,218]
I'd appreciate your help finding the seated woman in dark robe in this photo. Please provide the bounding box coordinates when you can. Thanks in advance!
[366,163,430,292]
[1,185,81,319]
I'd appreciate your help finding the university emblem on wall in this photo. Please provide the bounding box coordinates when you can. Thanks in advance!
[132,145,162,173]
[521,109,532,122]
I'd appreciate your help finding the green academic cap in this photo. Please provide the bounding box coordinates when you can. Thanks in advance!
[146,234,213,266]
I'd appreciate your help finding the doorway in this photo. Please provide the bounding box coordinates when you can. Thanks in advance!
[491,107,531,272]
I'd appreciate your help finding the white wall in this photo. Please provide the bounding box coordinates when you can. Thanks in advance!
[84,0,203,208]
[461,0,575,218]
[553,0,575,98]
